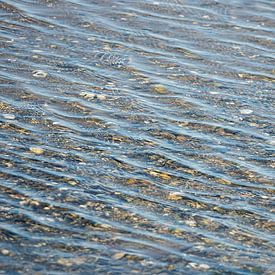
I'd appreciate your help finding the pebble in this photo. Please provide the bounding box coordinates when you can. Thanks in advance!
[187,262,210,270]
[32,70,48,78]
[148,170,171,180]
[97,94,107,100]
[267,139,275,146]
[30,147,44,155]
[80,92,95,99]
[152,84,168,94]
[185,220,197,227]
[168,192,182,201]
[80,92,106,100]
[1,249,10,256]
[240,108,253,115]
[32,49,43,53]
[198,263,210,270]
[57,258,73,267]
[57,257,86,266]
[112,252,126,260]
[3,114,16,120]
[68,180,78,186]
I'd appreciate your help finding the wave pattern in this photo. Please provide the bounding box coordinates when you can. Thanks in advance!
[0,0,274,274]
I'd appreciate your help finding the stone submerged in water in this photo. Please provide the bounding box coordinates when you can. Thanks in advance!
[187,262,210,270]
[112,252,126,260]
[1,249,10,256]
[32,70,48,78]
[29,147,44,154]
[167,192,182,201]
[80,92,107,100]
[3,114,16,120]
[152,84,168,94]
[240,108,253,115]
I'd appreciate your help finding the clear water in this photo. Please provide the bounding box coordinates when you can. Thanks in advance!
[0,0,274,274]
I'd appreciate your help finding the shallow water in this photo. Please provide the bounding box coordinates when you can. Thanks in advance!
[0,0,274,274]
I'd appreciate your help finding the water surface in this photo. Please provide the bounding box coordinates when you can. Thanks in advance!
[0,0,274,274]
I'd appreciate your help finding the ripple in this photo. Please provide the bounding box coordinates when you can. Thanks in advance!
[0,0,274,274]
